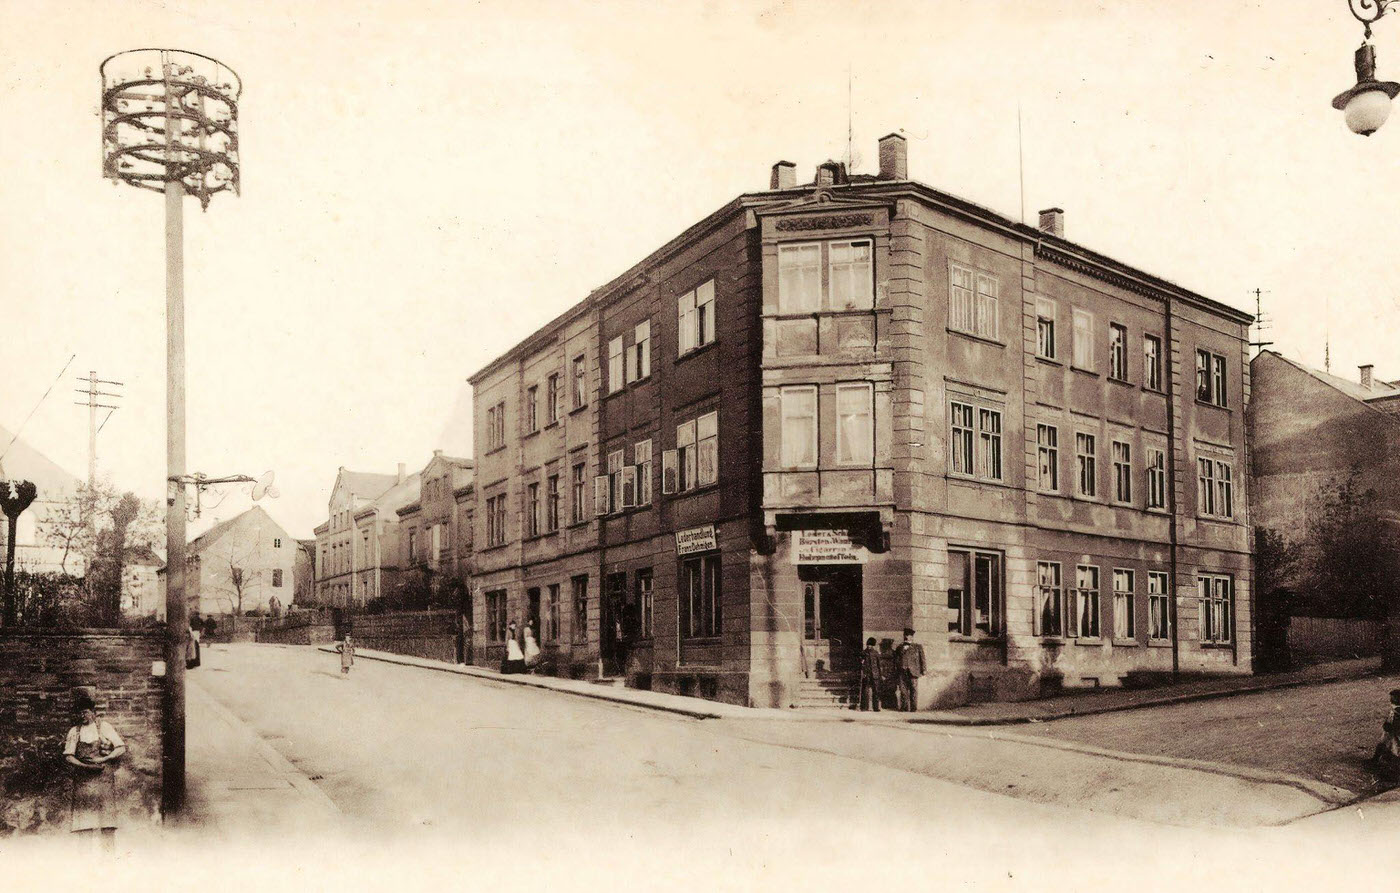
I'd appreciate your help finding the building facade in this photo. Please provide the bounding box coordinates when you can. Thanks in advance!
[467,135,1254,707]
[312,466,406,607]
[180,506,298,619]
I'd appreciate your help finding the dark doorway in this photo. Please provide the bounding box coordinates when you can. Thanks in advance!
[526,587,542,643]
[457,589,473,665]
[601,571,629,677]
[800,564,863,673]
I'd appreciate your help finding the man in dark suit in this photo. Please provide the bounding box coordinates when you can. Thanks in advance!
[893,627,926,712]
[858,637,884,712]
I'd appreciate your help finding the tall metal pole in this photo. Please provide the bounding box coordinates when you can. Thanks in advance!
[163,81,189,814]
[87,371,97,487]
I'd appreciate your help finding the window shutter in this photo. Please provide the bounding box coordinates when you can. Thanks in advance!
[594,476,608,516]
[662,450,678,495]
[621,466,636,508]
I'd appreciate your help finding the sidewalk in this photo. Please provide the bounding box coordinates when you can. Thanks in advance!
[321,645,1385,726]
[174,676,341,837]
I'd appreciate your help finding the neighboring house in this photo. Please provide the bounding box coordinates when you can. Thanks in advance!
[392,450,474,601]
[179,506,298,619]
[120,545,165,620]
[351,467,422,606]
[0,424,86,577]
[468,134,1254,708]
[293,538,315,606]
[312,466,404,607]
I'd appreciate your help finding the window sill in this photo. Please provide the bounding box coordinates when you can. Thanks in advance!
[1038,637,1066,646]
[484,445,508,457]
[567,519,590,530]
[1196,515,1240,526]
[1200,641,1233,649]
[676,340,719,365]
[1142,385,1165,397]
[1145,506,1169,515]
[681,636,722,645]
[665,482,720,500]
[569,403,589,416]
[1112,638,1140,647]
[1073,636,1105,645]
[1194,400,1231,413]
[948,635,1004,645]
[523,531,559,543]
[543,420,560,431]
[522,428,540,440]
[1070,366,1099,377]
[479,542,514,553]
[947,328,1005,349]
[1147,639,1174,648]
[1107,376,1133,388]
[602,503,654,519]
[947,473,1012,490]
[1035,354,1061,366]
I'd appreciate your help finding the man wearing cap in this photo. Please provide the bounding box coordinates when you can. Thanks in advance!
[893,627,925,712]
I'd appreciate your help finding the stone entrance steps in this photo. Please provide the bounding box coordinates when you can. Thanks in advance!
[798,670,858,708]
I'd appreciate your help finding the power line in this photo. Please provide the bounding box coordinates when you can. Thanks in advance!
[0,353,77,466]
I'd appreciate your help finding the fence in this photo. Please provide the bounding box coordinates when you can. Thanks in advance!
[254,611,335,646]
[344,610,460,663]
[1286,616,1385,664]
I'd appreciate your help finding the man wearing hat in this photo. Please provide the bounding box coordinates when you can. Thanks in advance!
[893,627,925,712]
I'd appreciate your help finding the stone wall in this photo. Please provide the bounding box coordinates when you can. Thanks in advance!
[0,630,164,835]
[348,611,458,663]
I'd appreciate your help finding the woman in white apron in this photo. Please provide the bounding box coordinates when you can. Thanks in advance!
[63,693,126,848]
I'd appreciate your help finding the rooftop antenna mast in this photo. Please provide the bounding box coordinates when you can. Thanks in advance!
[1248,288,1273,356]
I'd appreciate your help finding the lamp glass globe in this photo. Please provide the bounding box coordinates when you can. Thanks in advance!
[1345,88,1393,135]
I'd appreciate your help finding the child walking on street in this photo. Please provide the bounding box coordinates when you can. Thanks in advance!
[337,635,356,676]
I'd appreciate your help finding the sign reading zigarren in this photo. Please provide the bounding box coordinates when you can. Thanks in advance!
[792,529,869,565]
[675,524,718,556]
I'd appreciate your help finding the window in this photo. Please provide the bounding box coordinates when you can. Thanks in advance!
[526,482,540,537]
[678,280,716,354]
[1198,574,1234,644]
[673,411,718,492]
[1071,309,1095,371]
[676,420,696,491]
[697,412,718,487]
[1109,323,1128,381]
[637,569,654,639]
[572,355,588,409]
[488,494,507,547]
[1113,569,1135,639]
[627,319,651,383]
[634,440,652,506]
[486,590,507,642]
[545,583,561,642]
[681,554,721,639]
[485,401,506,451]
[273,538,282,548]
[546,474,560,532]
[606,449,624,514]
[1146,448,1166,509]
[1070,565,1100,638]
[1036,299,1056,359]
[1196,349,1228,406]
[1035,562,1063,637]
[547,373,562,425]
[836,383,874,465]
[272,569,283,588]
[1076,432,1096,498]
[1148,571,1171,641]
[1197,457,1233,518]
[1037,424,1059,492]
[778,243,821,313]
[571,463,586,524]
[950,402,974,475]
[608,336,624,394]
[407,529,418,563]
[949,264,999,339]
[525,385,538,433]
[780,386,818,467]
[1112,441,1132,504]
[978,408,1002,481]
[947,549,1001,638]
[571,575,589,643]
[828,240,874,310]
[1143,334,1162,391]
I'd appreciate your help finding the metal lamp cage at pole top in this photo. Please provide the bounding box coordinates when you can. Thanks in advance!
[100,48,241,210]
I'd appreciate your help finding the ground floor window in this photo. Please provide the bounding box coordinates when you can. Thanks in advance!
[1113,568,1135,639]
[681,553,721,639]
[546,583,561,642]
[1148,571,1171,640]
[947,549,1001,637]
[637,569,654,639]
[571,575,589,643]
[1198,573,1233,644]
[485,589,507,642]
[1068,565,1100,638]
[1034,562,1062,636]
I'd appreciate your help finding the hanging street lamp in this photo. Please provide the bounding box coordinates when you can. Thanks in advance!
[1334,1,1400,134]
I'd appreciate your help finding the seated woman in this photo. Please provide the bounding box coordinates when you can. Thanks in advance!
[63,692,127,848]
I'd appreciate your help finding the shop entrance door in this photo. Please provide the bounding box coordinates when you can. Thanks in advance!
[801,565,862,673]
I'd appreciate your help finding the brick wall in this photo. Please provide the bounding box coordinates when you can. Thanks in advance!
[348,611,458,663]
[0,630,164,835]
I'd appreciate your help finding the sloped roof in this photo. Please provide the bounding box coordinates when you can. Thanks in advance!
[188,505,295,554]
[1263,351,1400,407]
[338,469,400,499]
[125,545,164,567]
[0,423,82,498]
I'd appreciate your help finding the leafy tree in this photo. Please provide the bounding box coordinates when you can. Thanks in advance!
[1298,468,1400,621]
[35,482,161,625]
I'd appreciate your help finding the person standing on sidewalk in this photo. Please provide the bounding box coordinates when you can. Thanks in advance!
[893,627,926,712]
[523,621,541,674]
[858,637,884,712]
[337,635,356,676]
[63,692,126,849]
[502,621,526,674]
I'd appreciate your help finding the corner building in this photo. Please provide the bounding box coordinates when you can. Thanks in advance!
[469,134,1253,708]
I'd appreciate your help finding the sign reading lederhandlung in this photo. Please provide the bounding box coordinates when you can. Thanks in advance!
[675,524,718,556]
[792,529,869,565]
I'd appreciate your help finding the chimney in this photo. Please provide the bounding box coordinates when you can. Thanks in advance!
[878,133,907,180]
[433,449,443,457]
[1360,364,1374,390]
[397,462,406,484]
[770,161,796,190]
[1038,207,1065,238]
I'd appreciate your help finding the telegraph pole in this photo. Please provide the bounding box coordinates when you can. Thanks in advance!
[73,370,122,486]
[101,47,241,815]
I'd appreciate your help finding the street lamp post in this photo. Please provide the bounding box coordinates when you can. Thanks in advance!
[100,48,241,814]
[1334,1,1400,134]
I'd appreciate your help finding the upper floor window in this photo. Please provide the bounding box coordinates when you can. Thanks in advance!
[546,474,560,533]
[1143,334,1163,391]
[1197,456,1234,519]
[779,386,818,468]
[951,402,1004,482]
[525,385,539,433]
[778,240,873,313]
[1076,432,1096,498]
[663,410,718,494]
[634,439,653,506]
[1196,349,1227,406]
[678,280,716,355]
[949,264,999,340]
[626,320,651,383]
[485,401,506,451]
[607,336,624,394]
[572,355,588,409]
[835,383,874,466]
[526,482,540,537]
[546,373,562,425]
[485,494,507,547]
[1109,323,1128,381]
[1112,440,1132,504]
[950,402,974,476]
[1146,447,1167,509]
[1036,299,1056,360]
[1037,424,1059,492]
[1072,309,1095,371]
[571,463,586,524]
[273,538,282,548]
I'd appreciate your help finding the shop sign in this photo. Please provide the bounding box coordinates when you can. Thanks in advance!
[792,529,868,565]
[675,524,718,556]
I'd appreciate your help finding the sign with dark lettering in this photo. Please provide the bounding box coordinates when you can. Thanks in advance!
[792,530,868,565]
[675,524,718,556]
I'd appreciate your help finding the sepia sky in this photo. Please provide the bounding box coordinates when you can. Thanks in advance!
[1,0,1397,539]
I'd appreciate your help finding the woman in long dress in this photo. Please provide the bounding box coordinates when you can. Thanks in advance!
[502,621,525,674]
[337,634,356,676]
[522,621,541,673]
[63,693,126,848]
